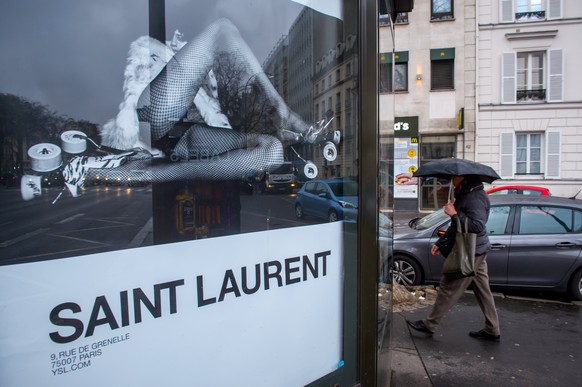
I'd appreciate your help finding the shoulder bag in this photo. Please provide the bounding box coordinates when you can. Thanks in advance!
[442,216,476,279]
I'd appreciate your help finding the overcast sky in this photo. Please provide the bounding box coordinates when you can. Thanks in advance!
[0,0,302,126]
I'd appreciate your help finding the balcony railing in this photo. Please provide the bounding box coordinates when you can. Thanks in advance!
[517,88,546,102]
[515,11,545,21]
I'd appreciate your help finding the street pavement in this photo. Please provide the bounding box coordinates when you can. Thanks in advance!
[392,293,582,386]
[390,209,582,387]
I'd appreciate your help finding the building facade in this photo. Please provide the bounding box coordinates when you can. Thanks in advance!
[265,7,359,181]
[380,0,582,207]
[311,35,359,179]
[477,0,582,197]
[380,0,478,210]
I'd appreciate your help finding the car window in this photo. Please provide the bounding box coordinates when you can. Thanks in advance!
[518,206,581,234]
[521,189,543,196]
[304,181,317,194]
[328,181,358,197]
[487,206,510,235]
[415,209,448,230]
[575,211,582,232]
[315,182,328,195]
[489,189,512,195]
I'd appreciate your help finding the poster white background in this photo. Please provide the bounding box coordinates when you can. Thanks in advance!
[394,138,419,198]
[0,223,344,387]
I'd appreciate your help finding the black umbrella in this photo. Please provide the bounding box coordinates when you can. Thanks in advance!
[413,158,501,183]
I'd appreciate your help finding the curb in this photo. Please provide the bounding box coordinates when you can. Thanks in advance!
[390,313,433,387]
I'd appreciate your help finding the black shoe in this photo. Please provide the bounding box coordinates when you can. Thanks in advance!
[406,320,433,336]
[469,329,500,342]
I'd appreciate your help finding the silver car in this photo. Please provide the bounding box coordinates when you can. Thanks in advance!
[393,195,582,300]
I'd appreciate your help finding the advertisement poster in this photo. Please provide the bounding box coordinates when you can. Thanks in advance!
[394,144,418,198]
[0,0,354,385]
[0,223,344,387]
[393,117,419,199]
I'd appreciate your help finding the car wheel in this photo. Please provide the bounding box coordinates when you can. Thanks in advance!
[295,204,304,219]
[328,210,338,222]
[393,255,422,286]
[569,268,582,301]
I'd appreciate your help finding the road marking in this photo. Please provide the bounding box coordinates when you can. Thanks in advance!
[95,217,139,225]
[48,233,108,246]
[56,213,85,224]
[66,224,132,232]
[1,246,105,263]
[128,217,153,248]
[0,228,48,248]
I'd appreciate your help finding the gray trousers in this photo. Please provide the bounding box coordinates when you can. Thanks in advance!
[423,253,501,336]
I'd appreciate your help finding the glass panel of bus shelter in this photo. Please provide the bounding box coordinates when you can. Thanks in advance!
[377,2,396,384]
[0,1,361,386]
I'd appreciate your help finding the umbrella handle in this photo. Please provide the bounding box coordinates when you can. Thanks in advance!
[448,180,454,203]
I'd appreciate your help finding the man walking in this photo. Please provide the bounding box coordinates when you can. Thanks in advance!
[406,175,501,341]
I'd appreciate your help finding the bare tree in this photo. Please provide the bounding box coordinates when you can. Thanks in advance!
[0,93,98,173]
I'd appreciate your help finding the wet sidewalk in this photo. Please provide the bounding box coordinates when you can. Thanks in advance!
[389,208,582,386]
[391,292,582,386]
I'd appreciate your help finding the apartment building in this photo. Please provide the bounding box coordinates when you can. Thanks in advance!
[477,0,582,197]
[311,36,359,179]
[265,7,358,180]
[379,0,478,209]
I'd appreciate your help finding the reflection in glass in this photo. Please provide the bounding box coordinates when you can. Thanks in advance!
[377,2,396,383]
[433,0,452,13]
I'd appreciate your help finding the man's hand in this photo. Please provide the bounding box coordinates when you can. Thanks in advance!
[443,201,457,217]
[431,244,440,256]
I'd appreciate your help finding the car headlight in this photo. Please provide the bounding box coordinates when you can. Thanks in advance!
[339,200,357,209]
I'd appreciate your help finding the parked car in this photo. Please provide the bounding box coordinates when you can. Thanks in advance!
[486,185,550,196]
[392,195,582,300]
[294,178,358,222]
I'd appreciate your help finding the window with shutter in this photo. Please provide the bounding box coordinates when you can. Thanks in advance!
[502,53,516,104]
[431,60,454,90]
[515,0,545,21]
[379,51,409,93]
[546,131,561,178]
[503,50,558,104]
[517,51,545,102]
[430,48,455,90]
[548,49,563,102]
[500,132,514,177]
[503,0,557,22]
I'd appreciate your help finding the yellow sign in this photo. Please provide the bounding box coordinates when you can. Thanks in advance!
[407,149,416,158]
[409,165,417,174]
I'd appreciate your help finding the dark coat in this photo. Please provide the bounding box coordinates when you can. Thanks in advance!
[435,177,491,257]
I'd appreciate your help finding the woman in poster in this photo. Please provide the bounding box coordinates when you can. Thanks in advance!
[25,18,337,200]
